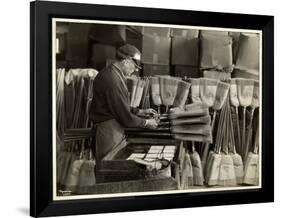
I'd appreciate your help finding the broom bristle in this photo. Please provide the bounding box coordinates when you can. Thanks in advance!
[207,153,222,186]
[204,150,215,181]
[243,152,259,185]
[218,154,237,186]
[231,153,244,184]
[65,159,85,193]
[190,151,204,186]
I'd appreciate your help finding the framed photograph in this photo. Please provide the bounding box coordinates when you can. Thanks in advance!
[30,1,274,217]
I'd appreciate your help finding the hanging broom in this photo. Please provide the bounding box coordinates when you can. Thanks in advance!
[126,77,138,107]
[190,142,204,186]
[160,77,179,113]
[202,81,229,173]
[205,96,227,185]
[243,117,260,185]
[218,98,237,187]
[190,78,202,104]
[150,77,162,114]
[236,79,254,161]
[199,78,218,108]
[173,80,191,108]
[243,80,259,161]
[229,107,244,185]
[230,79,241,154]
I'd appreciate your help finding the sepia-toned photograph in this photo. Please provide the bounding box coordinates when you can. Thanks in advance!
[53,18,261,200]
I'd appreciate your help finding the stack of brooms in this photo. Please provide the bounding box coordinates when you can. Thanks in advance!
[205,91,244,187]
[56,68,98,195]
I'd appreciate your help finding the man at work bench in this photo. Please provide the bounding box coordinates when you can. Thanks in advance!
[89,44,158,168]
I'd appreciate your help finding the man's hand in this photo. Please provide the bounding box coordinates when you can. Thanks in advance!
[138,108,158,118]
[145,119,158,129]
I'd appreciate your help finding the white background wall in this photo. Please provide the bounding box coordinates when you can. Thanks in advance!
[0,0,279,217]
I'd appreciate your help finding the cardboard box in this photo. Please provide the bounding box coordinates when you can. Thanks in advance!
[200,34,233,69]
[142,35,171,65]
[143,64,170,76]
[174,65,200,78]
[200,30,229,36]
[142,26,170,37]
[171,37,199,66]
[235,33,260,73]
[170,29,199,39]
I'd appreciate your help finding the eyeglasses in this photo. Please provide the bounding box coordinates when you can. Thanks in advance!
[130,58,142,70]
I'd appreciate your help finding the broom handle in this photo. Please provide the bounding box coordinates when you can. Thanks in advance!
[229,108,237,154]
[211,110,217,131]
[253,115,260,154]
[192,141,195,153]
[241,107,246,159]
[243,107,255,161]
[235,107,241,154]
[224,99,230,154]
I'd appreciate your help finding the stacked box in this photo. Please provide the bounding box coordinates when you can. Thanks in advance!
[170,29,199,38]
[171,37,199,66]
[235,33,260,78]
[200,34,233,69]
[142,35,171,65]
[200,30,229,36]
[142,26,170,37]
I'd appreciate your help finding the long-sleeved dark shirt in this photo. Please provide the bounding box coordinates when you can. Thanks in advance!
[89,64,146,128]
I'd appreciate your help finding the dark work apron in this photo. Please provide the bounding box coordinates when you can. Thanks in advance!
[95,119,126,166]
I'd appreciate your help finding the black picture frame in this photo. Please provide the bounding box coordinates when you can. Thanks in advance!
[30,0,274,217]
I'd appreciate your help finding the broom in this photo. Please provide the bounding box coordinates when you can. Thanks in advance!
[190,142,204,186]
[236,79,254,160]
[171,124,211,136]
[173,134,212,143]
[171,115,211,126]
[199,78,218,108]
[173,80,191,107]
[190,78,202,104]
[126,77,138,107]
[243,80,259,161]
[160,77,179,112]
[205,96,227,185]
[229,106,244,184]
[133,79,145,108]
[201,81,229,173]
[243,117,260,185]
[230,79,241,154]
[169,108,209,119]
[65,151,85,193]
[181,147,194,188]
[218,98,237,187]
[77,150,96,194]
[150,77,162,114]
